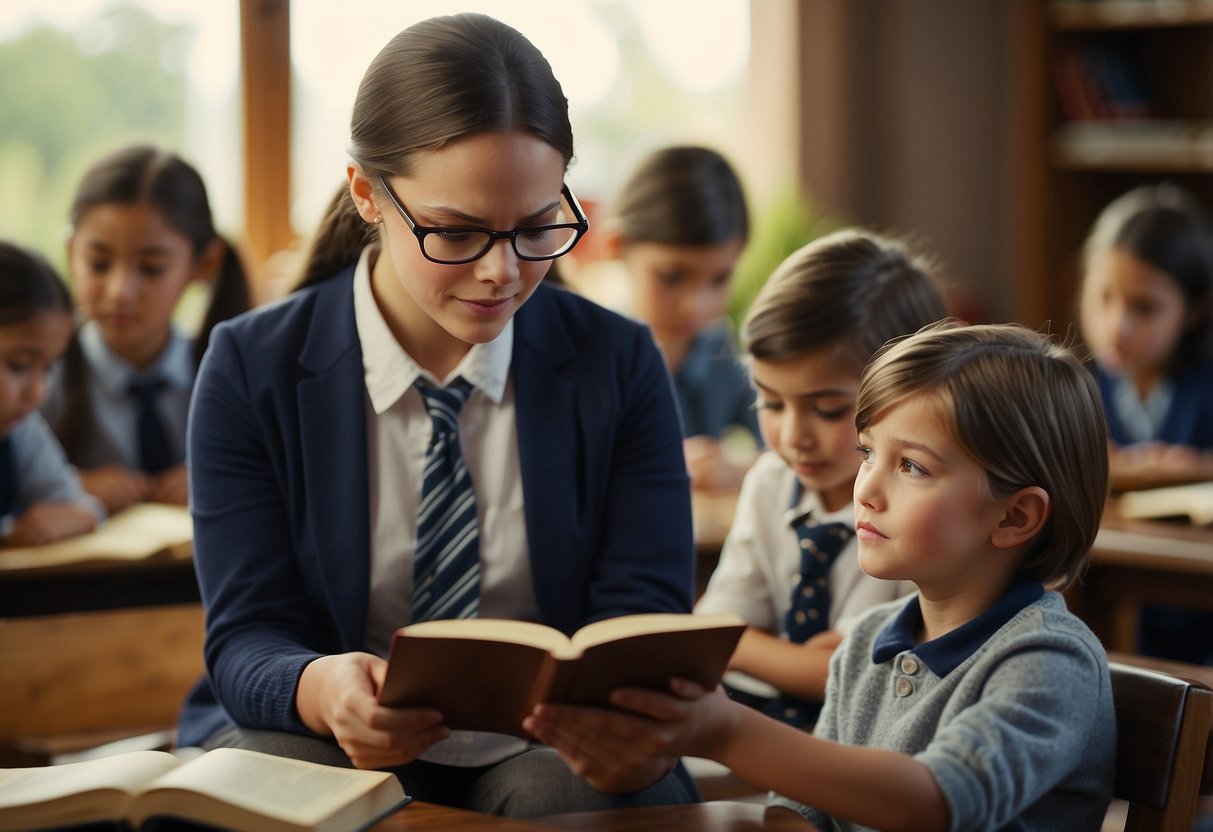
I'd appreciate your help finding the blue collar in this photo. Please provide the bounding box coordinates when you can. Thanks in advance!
[872,577,1045,677]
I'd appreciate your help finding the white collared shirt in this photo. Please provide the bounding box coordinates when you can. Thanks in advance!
[695,450,914,697]
[353,248,537,766]
[42,320,194,470]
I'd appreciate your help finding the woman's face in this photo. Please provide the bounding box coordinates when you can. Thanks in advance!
[359,130,568,375]
[1081,246,1192,385]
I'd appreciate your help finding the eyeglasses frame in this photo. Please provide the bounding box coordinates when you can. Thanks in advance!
[376,173,589,265]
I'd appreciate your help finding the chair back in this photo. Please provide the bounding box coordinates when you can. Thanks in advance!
[1110,661,1213,832]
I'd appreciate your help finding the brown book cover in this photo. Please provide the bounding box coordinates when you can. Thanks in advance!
[377,613,746,737]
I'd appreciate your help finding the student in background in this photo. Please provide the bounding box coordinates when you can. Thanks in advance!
[44,144,251,513]
[695,229,947,727]
[1079,182,1213,665]
[0,242,105,546]
[527,322,1117,832]
[178,13,695,818]
[573,145,758,490]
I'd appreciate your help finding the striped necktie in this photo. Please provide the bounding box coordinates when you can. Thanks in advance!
[412,378,479,622]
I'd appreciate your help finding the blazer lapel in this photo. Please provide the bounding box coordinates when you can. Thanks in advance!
[296,273,372,648]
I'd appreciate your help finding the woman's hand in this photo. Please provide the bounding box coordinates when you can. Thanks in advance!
[523,679,741,792]
[4,502,99,546]
[81,465,151,514]
[296,652,450,769]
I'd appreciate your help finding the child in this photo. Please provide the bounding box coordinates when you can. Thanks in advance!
[0,241,105,546]
[44,144,251,513]
[178,13,696,818]
[695,229,948,727]
[574,145,758,489]
[526,322,1117,831]
[1079,183,1213,665]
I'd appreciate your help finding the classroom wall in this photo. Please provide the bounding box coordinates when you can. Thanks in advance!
[796,0,1020,324]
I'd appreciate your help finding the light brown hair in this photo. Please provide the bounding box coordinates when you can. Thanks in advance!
[856,322,1110,589]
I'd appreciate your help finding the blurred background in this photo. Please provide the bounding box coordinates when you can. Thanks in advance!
[1,0,1209,334]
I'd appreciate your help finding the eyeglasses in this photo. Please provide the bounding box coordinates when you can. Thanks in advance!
[377,174,589,265]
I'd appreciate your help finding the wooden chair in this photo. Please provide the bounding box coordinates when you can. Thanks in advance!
[1109,660,1213,832]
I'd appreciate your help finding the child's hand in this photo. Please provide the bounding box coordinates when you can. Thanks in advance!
[81,464,151,513]
[149,464,189,505]
[295,652,449,770]
[523,679,740,792]
[685,435,746,490]
[4,502,98,547]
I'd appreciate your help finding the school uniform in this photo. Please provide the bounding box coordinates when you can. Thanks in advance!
[0,412,105,539]
[43,320,193,471]
[1096,359,1213,665]
[775,582,1115,831]
[178,251,696,763]
[695,451,914,701]
[673,321,760,441]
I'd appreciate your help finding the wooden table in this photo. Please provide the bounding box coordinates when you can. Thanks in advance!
[372,801,817,831]
[1067,504,1213,654]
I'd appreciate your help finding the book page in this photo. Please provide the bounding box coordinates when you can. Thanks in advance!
[571,612,746,651]
[0,503,193,570]
[400,618,571,654]
[129,748,401,829]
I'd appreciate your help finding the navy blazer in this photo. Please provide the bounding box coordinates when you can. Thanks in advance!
[1096,358,1213,450]
[178,269,695,747]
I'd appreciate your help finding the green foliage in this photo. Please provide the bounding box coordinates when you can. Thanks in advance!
[727,187,845,328]
[0,2,188,272]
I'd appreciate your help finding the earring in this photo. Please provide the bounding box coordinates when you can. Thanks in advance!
[372,216,382,224]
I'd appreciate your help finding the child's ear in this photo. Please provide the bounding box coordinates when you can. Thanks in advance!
[990,486,1051,550]
[195,238,225,285]
[347,164,379,224]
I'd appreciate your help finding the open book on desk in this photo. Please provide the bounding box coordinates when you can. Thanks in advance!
[0,503,192,572]
[0,747,409,832]
[1117,481,1213,526]
[378,612,746,738]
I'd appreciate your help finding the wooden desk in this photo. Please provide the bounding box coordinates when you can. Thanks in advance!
[1067,503,1213,654]
[372,801,817,831]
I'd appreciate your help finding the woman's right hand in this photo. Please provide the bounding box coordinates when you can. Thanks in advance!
[296,652,450,769]
[80,465,151,514]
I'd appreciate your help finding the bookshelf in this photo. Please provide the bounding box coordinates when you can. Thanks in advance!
[1017,0,1213,331]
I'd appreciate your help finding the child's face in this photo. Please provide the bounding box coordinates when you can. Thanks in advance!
[368,130,565,356]
[0,310,72,435]
[853,393,1009,597]
[1080,247,1191,382]
[622,239,744,352]
[751,349,860,513]
[69,202,201,369]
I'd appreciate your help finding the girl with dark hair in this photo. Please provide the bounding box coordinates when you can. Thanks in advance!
[45,144,250,513]
[178,13,696,817]
[0,241,104,546]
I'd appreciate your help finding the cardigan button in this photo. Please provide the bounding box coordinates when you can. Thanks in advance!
[900,656,920,675]
[895,677,914,698]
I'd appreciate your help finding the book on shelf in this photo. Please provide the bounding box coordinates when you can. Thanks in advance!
[0,747,409,832]
[378,612,746,738]
[0,502,192,571]
[1117,480,1213,525]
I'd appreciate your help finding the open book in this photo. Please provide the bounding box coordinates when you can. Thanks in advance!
[378,612,746,737]
[0,747,409,832]
[1117,481,1213,525]
[0,503,192,571]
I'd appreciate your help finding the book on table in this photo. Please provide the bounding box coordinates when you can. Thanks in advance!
[0,747,409,832]
[377,612,746,737]
[0,503,193,571]
[1117,480,1213,525]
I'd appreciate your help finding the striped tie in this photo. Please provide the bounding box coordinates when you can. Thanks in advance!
[412,378,479,622]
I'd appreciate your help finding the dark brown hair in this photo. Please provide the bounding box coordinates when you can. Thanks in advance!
[296,13,574,289]
[742,228,948,373]
[614,145,748,247]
